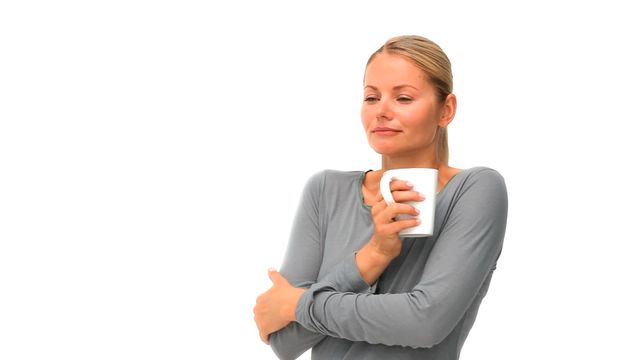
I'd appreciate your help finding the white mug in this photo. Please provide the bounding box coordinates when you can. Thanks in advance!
[380,168,438,237]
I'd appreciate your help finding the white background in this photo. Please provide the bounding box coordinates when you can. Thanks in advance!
[1,1,639,359]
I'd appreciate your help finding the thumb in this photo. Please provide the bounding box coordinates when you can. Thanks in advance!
[268,267,282,283]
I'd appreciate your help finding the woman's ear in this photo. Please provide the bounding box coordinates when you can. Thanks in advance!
[438,93,457,127]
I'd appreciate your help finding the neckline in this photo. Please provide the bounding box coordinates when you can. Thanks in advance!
[357,168,466,210]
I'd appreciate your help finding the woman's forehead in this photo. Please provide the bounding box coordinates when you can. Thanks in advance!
[364,53,429,89]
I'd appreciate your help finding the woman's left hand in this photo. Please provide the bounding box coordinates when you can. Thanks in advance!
[253,269,305,344]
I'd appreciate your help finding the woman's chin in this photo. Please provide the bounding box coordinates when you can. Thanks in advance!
[369,141,394,154]
[371,147,402,156]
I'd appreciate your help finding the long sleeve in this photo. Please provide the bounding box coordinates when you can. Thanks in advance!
[295,169,508,349]
[268,171,328,360]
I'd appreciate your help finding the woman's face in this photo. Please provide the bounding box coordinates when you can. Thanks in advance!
[361,52,449,157]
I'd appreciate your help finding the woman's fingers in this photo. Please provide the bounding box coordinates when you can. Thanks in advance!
[371,197,387,216]
[389,179,413,191]
[260,331,269,344]
[383,218,421,234]
[385,180,426,203]
[372,180,422,236]
[376,205,420,232]
[383,202,419,219]
[368,179,423,259]
[392,190,425,203]
[254,299,273,345]
[372,201,419,225]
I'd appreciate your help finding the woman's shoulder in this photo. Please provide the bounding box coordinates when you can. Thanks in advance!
[306,169,364,184]
[460,166,504,179]
[301,169,365,197]
[455,166,507,195]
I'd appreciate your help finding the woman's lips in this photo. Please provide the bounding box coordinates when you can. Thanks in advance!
[373,127,402,136]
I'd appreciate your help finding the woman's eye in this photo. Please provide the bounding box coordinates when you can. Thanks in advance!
[397,97,413,103]
[364,96,379,103]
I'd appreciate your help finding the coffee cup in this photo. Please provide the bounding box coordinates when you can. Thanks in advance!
[380,168,438,237]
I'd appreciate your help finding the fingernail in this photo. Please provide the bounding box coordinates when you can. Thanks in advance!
[268,267,276,272]
[416,219,422,224]
[406,181,414,188]
[415,208,420,214]
[418,192,426,200]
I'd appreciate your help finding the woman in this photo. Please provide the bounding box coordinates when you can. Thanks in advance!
[254,35,508,360]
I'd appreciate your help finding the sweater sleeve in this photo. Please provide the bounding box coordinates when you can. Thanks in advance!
[268,171,328,360]
[294,169,508,348]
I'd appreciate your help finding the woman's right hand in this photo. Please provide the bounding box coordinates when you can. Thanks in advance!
[369,179,424,259]
[356,179,425,285]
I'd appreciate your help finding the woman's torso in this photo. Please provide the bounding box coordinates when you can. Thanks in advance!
[310,167,495,360]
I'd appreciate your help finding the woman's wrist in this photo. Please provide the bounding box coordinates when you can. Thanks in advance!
[356,242,396,285]
[286,287,306,321]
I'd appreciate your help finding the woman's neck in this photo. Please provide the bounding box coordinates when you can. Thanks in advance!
[381,154,443,171]
[363,159,448,196]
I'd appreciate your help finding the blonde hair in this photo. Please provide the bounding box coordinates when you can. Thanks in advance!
[366,35,453,164]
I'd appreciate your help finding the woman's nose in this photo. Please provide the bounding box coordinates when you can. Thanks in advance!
[376,97,393,120]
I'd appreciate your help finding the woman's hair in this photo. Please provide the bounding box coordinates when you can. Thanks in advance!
[366,35,453,164]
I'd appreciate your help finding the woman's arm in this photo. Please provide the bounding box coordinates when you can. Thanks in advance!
[262,171,328,359]
[295,169,508,348]
[258,176,422,346]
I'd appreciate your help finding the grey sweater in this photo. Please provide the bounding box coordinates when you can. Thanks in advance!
[270,167,508,360]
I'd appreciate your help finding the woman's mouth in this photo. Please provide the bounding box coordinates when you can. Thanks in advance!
[373,127,402,136]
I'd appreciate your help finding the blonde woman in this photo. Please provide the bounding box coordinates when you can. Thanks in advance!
[254,35,508,360]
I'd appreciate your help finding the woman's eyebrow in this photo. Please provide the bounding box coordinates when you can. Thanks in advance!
[364,84,419,90]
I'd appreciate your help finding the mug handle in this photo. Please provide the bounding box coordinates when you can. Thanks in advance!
[379,171,398,205]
